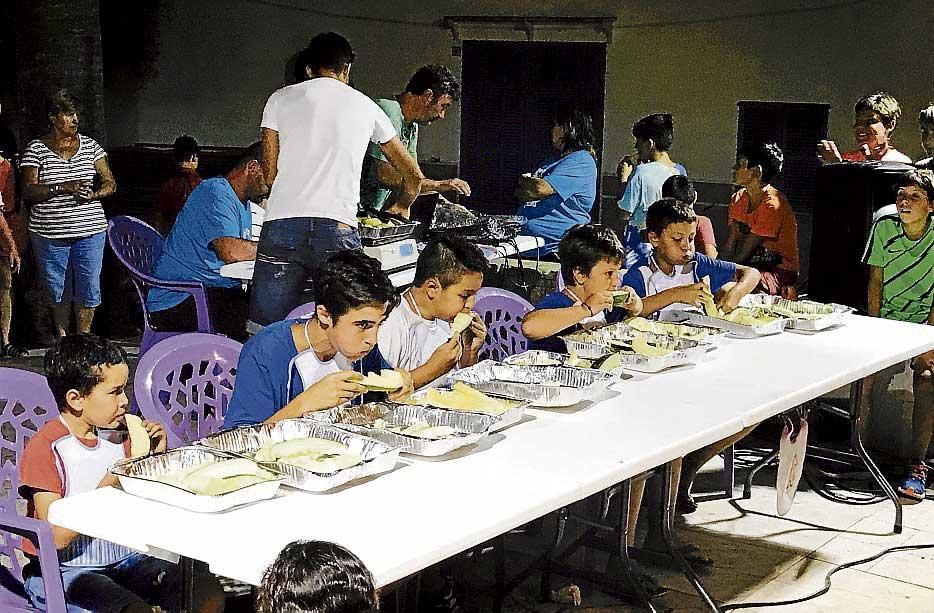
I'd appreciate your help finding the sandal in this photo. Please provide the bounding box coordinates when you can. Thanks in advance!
[1,344,28,359]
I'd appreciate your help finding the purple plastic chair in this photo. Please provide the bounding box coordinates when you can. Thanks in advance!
[0,368,66,612]
[285,302,316,321]
[473,287,534,362]
[134,333,242,448]
[107,216,214,356]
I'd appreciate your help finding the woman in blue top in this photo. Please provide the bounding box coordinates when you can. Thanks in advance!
[515,109,598,255]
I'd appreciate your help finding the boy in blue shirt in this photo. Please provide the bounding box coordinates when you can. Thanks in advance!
[224,250,412,427]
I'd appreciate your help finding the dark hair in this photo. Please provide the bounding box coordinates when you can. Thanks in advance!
[304,32,355,75]
[255,541,377,613]
[896,169,934,202]
[632,113,674,152]
[314,250,399,320]
[646,197,697,237]
[413,234,487,288]
[232,141,263,170]
[405,65,460,101]
[553,108,596,156]
[661,175,696,205]
[44,334,128,409]
[854,91,901,130]
[172,135,200,165]
[558,224,623,285]
[739,142,784,185]
[47,89,79,119]
[920,103,934,126]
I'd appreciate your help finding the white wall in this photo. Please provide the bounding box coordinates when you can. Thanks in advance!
[108,0,933,182]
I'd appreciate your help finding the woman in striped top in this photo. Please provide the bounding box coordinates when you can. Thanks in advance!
[20,90,116,336]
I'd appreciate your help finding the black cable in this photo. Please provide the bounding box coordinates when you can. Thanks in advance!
[721,542,934,610]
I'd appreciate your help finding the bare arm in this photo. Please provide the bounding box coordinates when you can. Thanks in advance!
[374,159,470,197]
[20,166,84,203]
[515,176,555,202]
[88,156,116,200]
[720,222,741,260]
[638,283,708,317]
[379,137,424,217]
[261,128,280,187]
[521,304,591,340]
[32,471,120,550]
[867,265,883,317]
[719,264,762,311]
[729,232,764,265]
[210,237,257,264]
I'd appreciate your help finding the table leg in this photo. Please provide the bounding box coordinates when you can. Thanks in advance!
[538,506,569,602]
[742,449,779,499]
[180,556,195,613]
[661,462,721,612]
[614,479,658,612]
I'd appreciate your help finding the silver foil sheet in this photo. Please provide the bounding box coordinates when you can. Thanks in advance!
[111,446,284,513]
[452,360,616,407]
[740,295,853,331]
[304,402,495,457]
[406,388,527,432]
[196,420,400,492]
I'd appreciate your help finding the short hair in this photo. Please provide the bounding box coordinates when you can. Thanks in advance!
[255,541,377,613]
[405,65,460,102]
[232,141,263,170]
[44,334,128,409]
[896,169,934,202]
[172,135,199,164]
[646,198,697,237]
[854,91,901,130]
[739,142,784,185]
[413,234,487,288]
[920,103,934,126]
[553,107,596,156]
[661,175,696,205]
[46,89,79,119]
[558,224,623,285]
[304,32,355,75]
[314,250,399,320]
[632,113,674,152]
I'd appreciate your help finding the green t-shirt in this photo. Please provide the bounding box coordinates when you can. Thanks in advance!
[359,98,418,212]
[863,214,934,324]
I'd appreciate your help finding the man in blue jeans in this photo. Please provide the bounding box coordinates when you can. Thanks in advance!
[250,32,424,332]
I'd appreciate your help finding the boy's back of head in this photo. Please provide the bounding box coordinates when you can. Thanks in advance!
[558,224,623,285]
[413,234,487,288]
[661,175,696,206]
[314,250,400,321]
[44,334,128,410]
[740,142,784,185]
[646,197,697,238]
[632,113,674,151]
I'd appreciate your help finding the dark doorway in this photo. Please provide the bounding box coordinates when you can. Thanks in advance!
[459,40,607,217]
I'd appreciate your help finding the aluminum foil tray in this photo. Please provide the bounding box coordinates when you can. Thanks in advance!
[111,446,284,513]
[682,310,789,338]
[622,318,726,348]
[607,343,709,373]
[406,388,527,432]
[452,360,615,407]
[358,220,419,246]
[503,350,597,369]
[740,295,853,331]
[304,402,495,457]
[196,420,400,493]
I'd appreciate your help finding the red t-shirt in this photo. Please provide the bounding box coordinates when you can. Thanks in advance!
[154,168,202,228]
[727,186,799,272]
[0,158,19,256]
[694,215,717,255]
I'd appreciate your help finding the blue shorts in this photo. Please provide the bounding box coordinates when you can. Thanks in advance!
[30,232,105,307]
[24,552,218,613]
[248,216,361,331]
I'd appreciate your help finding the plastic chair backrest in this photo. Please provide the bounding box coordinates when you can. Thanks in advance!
[107,215,163,277]
[285,302,316,321]
[473,287,534,362]
[134,333,242,448]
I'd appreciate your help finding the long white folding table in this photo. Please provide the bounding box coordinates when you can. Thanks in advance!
[48,315,934,611]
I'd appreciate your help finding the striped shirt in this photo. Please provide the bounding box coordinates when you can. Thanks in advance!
[863,215,934,324]
[20,135,108,239]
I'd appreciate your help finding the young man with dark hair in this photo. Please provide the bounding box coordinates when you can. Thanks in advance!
[662,174,718,259]
[20,334,225,612]
[378,234,488,388]
[252,31,425,331]
[225,250,411,428]
[918,103,934,170]
[154,135,202,234]
[818,91,913,164]
[360,64,470,215]
[148,142,268,341]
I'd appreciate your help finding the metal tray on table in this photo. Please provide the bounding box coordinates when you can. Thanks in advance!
[405,387,527,432]
[452,360,616,407]
[304,402,496,457]
[196,420,400,492]
[622,318,726,348]
[358,221,419,246]
[562,325,708,373]
[739,295,853,331]
[111,446,285,513]
[681,308,789,338]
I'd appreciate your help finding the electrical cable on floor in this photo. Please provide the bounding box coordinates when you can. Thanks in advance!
[720,542,934,610]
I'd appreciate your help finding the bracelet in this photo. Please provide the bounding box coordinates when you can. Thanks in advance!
[49,184,60,196]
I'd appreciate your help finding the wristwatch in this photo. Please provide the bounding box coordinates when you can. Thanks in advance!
[50,184,61,195]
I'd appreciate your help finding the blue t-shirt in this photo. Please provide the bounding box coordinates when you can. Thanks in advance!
[527,291,629,354]
[147,178,252,312]
[224,319,390,428]
[621,253,736,298]
[517,150,597,255]
[618,161,687,230]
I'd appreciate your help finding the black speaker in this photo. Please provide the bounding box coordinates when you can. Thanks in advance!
[808,161,914,310]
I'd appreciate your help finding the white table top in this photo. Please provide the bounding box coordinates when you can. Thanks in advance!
[48,315,934,588]
[219,235,545,284]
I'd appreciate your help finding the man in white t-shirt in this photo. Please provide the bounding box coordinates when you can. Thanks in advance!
[249,32,424,331]
[378,235,488,389]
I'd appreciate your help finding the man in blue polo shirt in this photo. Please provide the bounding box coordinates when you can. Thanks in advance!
[147,143,268,340]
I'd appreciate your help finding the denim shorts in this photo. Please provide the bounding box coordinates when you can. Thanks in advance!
[29,231,105,307]
[248,216,361,330]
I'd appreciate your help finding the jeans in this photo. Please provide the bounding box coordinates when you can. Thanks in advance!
[30,231,105,307]
[150,285,251,341]
[248,216,361,330]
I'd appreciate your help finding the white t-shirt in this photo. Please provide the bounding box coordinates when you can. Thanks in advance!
[378,296,453,388]
[261,78,397,226]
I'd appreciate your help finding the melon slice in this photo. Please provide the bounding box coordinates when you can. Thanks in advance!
[451,312,473,335]
[596,352,622,373]
[631,337,673,358]
[699,276,721,318]
[612,289,632,307]
[173,458,276,496]
[124,414,151,458]
[393,422,456,439]
[359,369,404,391]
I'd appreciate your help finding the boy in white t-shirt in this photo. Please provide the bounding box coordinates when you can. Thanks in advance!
[378,235,488,388]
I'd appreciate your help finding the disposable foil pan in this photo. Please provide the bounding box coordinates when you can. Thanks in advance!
[622,319,726,348]
[196,420,400,493]
[682,310,789,338]
[111,446,284,513]
[452,360,616,407]
[504,350,590,368]
[563,326,709,373]
[740,295,853,331]
[606,343,709,373]
[304,403,495,457]
[406,388,527,432]
[358,221,419,246]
